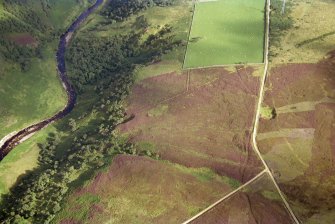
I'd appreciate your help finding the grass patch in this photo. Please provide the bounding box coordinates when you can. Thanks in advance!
[0,125,59,196]
[135,59,181,81]
[47,0,93,29]
[296,30,335,48]
[56,193,101,222]
[275,98,335,114]
[260,105,276,119]
[147,104,169,117]
[172,163,241,188]
[263,139,313,182]
[261,190,282,201]
[184,0,265,68]
[0,43,67,140]
[135,141,156,153]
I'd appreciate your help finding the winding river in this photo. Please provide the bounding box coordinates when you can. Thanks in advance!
[0,0,103,160]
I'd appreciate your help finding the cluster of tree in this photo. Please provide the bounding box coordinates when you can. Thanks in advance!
[269,0,293,50]
[132,15,150,29]
[66,24,181,91]
[101,0,175,21]
[0,38,45,71]
[66,34,132,90]
[0,18,30,35]
[2,0,50,33]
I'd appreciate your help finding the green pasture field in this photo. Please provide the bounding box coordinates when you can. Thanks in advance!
[184,0,265,68]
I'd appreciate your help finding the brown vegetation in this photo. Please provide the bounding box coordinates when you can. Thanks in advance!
[6,33,38,46]
[120,66,264,183]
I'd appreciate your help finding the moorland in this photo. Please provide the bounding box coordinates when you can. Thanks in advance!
[0,0,334,223]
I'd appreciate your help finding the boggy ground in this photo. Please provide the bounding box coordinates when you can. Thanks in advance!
[120,66,264,184]
[257,51,335,223]
[190,173,295,224]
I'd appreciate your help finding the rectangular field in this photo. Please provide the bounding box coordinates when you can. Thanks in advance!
[184,0,265,68]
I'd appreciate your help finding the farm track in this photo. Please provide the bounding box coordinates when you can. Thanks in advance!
[182,0,300,223]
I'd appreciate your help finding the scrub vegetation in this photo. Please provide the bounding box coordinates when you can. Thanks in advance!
[268,0,293,49]
[260,105,276,120]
